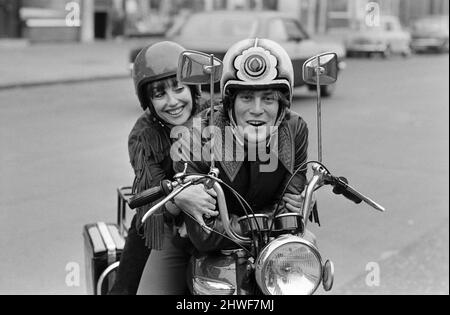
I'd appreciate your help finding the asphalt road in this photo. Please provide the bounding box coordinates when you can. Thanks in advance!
[0,54,448,295]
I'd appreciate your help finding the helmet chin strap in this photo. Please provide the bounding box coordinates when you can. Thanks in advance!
[228,107,286,149]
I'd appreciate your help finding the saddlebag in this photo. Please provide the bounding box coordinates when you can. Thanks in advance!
[83,222,125,295]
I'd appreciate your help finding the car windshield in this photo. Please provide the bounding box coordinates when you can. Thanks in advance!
[354,18,400,32]
[178,15,257,38]
[413,17,449,32]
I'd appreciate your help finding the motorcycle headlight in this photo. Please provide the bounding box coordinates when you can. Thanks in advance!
[255,235,323,295]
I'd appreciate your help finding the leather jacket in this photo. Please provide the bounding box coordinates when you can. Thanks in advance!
[173,105,309,253]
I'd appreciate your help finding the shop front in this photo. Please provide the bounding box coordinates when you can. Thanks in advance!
[0,0,22,38]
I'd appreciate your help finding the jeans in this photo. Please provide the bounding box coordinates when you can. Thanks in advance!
[109,215,151,295]
[137,224,191,295]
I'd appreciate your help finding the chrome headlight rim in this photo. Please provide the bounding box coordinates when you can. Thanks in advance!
[255,235,323,295]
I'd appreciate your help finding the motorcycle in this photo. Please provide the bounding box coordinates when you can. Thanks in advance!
[126,51,386,295]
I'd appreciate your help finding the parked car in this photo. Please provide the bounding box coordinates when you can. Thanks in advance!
[410,15,449,53]
[129,10,346,96]
[345,15,411,58]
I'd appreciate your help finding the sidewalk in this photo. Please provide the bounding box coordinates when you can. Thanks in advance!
[0,38,161,90]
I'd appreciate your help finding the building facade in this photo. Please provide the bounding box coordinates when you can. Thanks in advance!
[0,0,119,42]
[277,0,449,34]
[1,0,448,41]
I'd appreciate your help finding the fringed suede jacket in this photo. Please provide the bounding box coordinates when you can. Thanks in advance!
[128,112,175,250]
[173,105,309,253]
[128,99,211,250]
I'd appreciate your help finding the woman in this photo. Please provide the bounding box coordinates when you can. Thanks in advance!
[109,41,217,295]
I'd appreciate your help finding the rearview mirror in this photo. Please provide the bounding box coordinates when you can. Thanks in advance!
[177,50,223,85]
[302,53,338,86]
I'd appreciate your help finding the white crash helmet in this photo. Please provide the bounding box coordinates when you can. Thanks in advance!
[221,38,294,144]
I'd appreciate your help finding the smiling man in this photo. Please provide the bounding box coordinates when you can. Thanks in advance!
[173,38,310,252]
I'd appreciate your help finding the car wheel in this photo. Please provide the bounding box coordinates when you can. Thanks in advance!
[401,49,411,58]
[382,46,392,59]
[440,40,449,53]
[320,83,336,97]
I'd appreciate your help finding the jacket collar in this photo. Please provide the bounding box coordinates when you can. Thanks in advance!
[209,108,294,182]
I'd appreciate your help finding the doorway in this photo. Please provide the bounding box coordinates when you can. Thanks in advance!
[0,0,21,38]
[94,11,108,39]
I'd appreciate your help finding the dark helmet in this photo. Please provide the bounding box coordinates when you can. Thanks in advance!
[132,41,200,112]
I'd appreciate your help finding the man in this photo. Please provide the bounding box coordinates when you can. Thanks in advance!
[173,38,310,252]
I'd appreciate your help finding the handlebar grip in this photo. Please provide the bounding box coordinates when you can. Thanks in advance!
[128,180,173,210]
[129,186,164,210]
[332,177,363,205]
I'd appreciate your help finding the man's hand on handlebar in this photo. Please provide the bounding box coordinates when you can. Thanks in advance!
[283,193,304,213]
[283,191,317,214]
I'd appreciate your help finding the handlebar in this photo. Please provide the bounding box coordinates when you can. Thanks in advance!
[128,180,175,210]
[301,163,386,230]
[131,162,385,249]
[327,175,385,212]
[134,174,253,246]
[330,176,363,204]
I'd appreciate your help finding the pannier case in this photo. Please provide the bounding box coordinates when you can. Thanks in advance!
[83,222,125,295]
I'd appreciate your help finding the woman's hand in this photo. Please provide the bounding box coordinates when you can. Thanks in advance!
[174,184,219,233]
